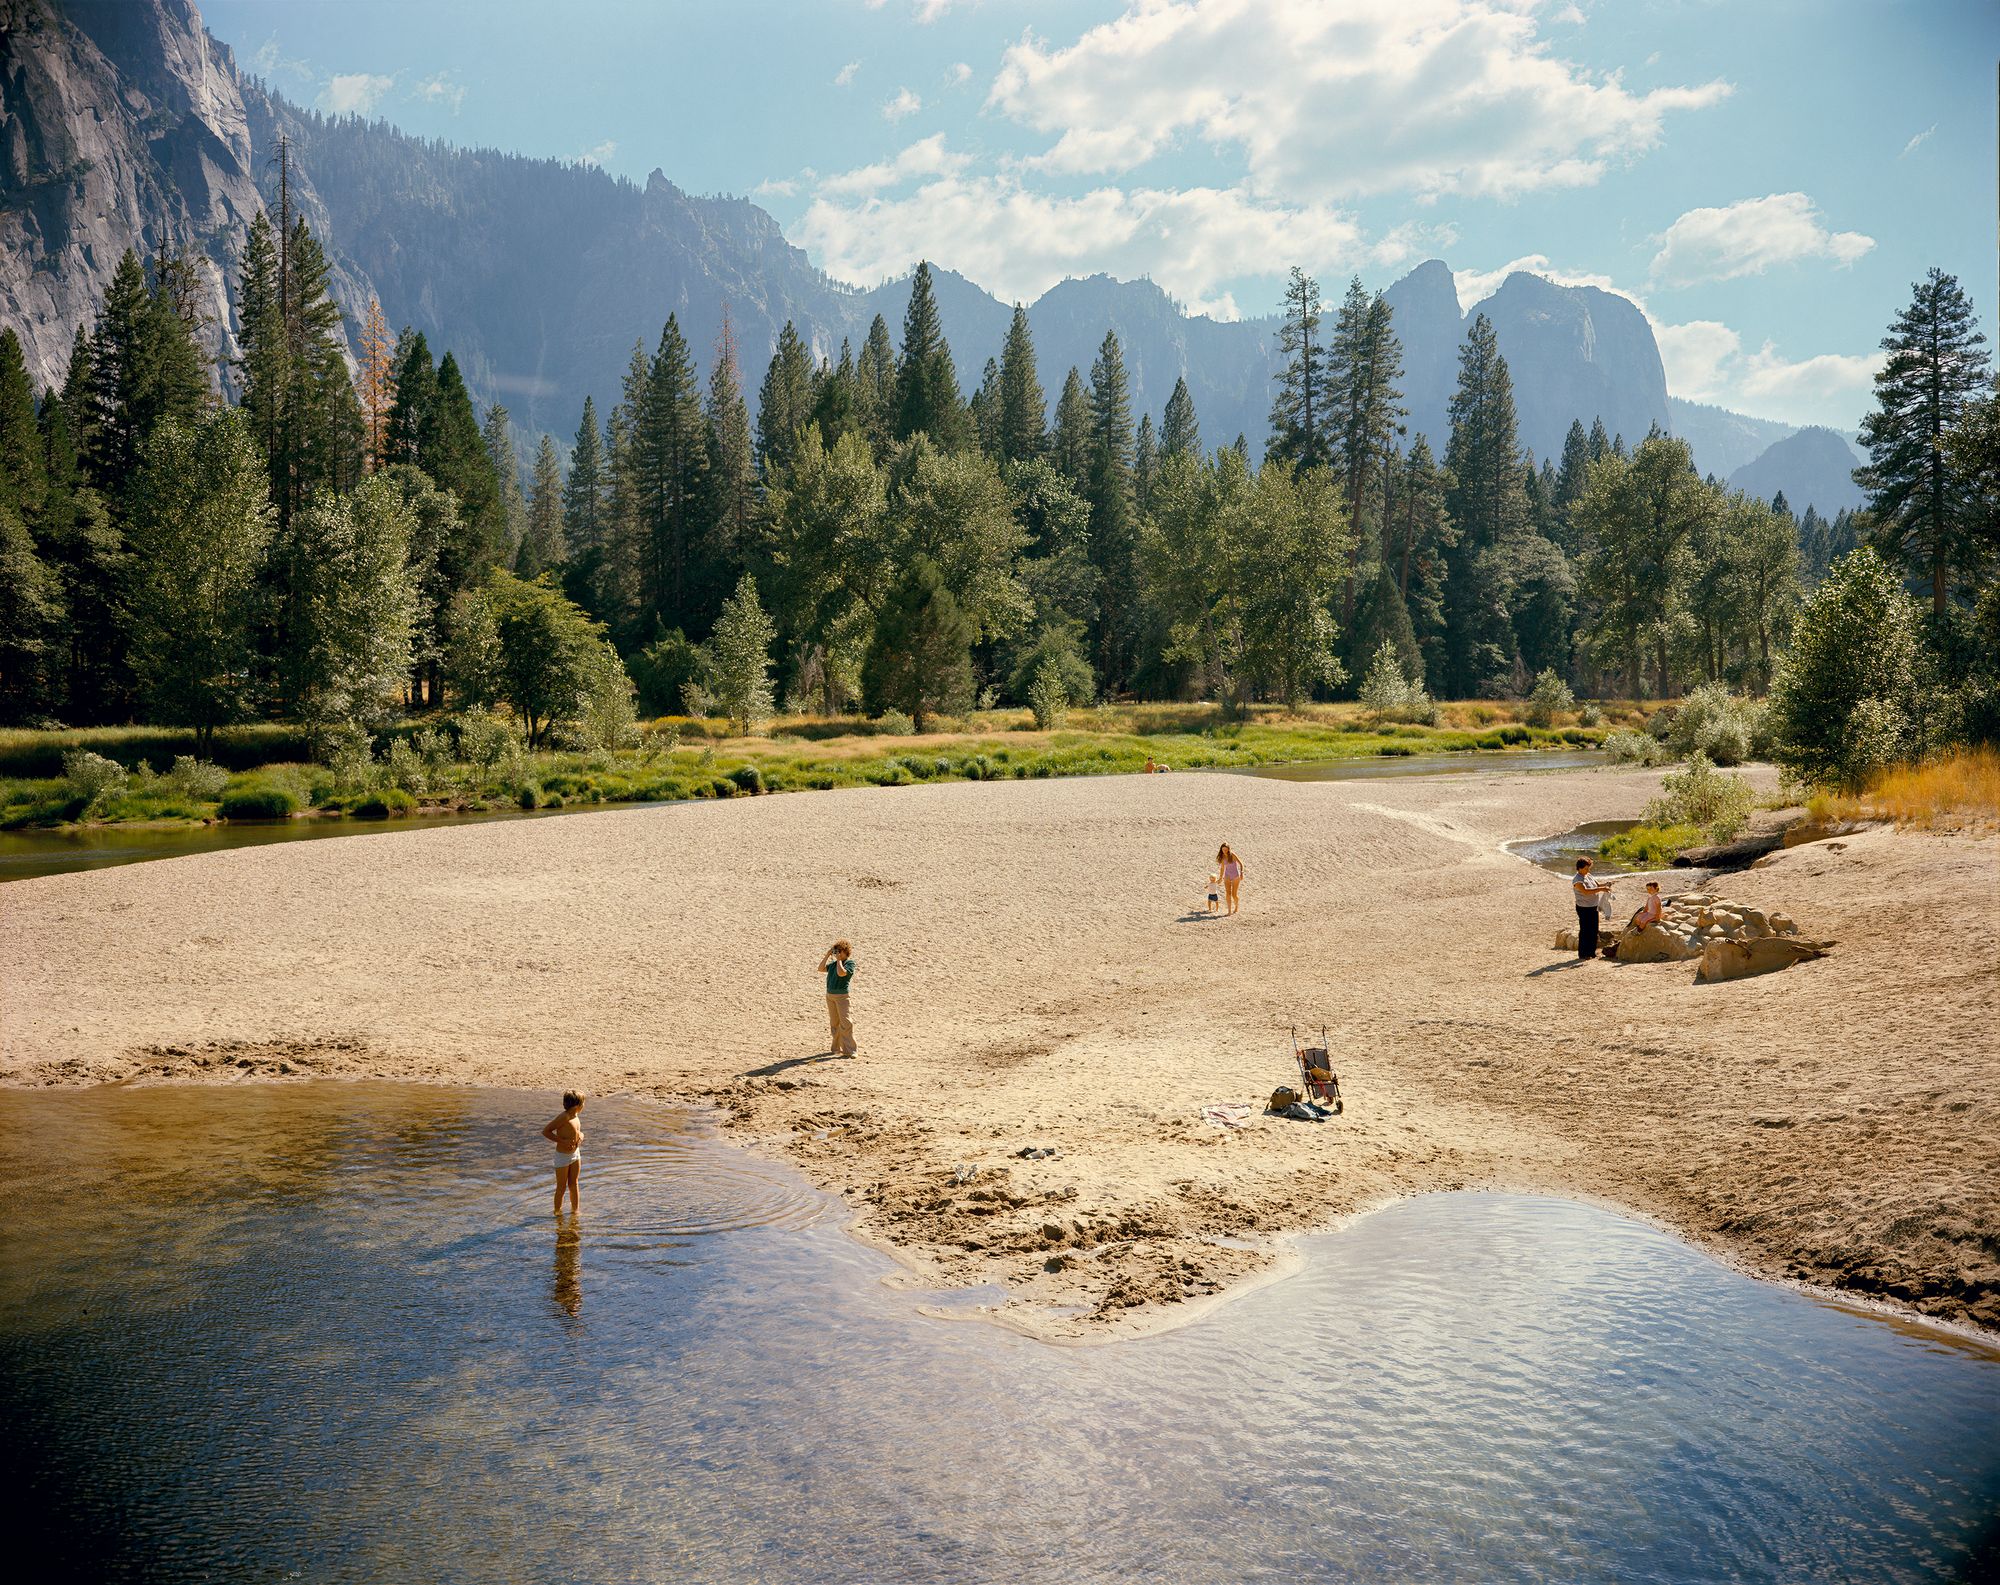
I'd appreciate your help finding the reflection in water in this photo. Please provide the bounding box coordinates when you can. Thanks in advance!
[552,1219,582,1320]
[1,1082,1995,1584]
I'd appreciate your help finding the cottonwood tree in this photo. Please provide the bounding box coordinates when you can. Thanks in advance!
[704,573,776,734]
[124,410,274,750]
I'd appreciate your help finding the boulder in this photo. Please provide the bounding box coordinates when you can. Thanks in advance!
[1769,913,1798,935]
[1613,924,1703,962]
[1555,926,1579,951]
[1696,936,1829,983]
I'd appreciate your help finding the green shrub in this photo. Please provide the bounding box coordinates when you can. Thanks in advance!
[1474,732,1506,749]
[874,709,916,736]
[1498,724,1531,745]
[165,756,229,801]
[1597,822,1705,868]
[62,749,130,813]
[1603,728,1668,766]
[1578,702,1603,728]
[1523,668,1575,728]
[517,783,542,810]
[729,764,764,795]
[1644,751,1753,838]
[1376,743,1416,757]
[219,785,300,820]
[710,776,739,799]
[352,787,417,819]
[1665,682,1759,767]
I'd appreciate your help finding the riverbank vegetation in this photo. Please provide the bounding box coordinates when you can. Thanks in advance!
[0,702,1606,829]
[0,186,1990,821]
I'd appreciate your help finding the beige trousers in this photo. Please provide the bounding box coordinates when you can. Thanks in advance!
[826,994,857,1055]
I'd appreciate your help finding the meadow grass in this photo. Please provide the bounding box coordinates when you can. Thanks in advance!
[0,700,1613,829]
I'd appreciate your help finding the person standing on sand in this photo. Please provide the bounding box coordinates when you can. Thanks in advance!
[820,940,858,1056]
[1217,843,1244,915]
[1573,858,1612,960]
[542,1091,584,1214]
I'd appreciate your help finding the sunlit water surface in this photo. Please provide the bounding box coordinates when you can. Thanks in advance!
[2,1083,1995,1584]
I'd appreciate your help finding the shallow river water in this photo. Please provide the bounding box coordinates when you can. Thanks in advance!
[3,1083,1995,1583]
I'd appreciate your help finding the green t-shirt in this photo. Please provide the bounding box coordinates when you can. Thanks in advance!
[825,958,854,996]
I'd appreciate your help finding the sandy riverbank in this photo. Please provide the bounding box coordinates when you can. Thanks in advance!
[2,763,1995,1338]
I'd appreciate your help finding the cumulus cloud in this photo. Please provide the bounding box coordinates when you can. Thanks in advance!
[249,37,314,84]
[1453,252,1617,309]
[1648,193,1874,287]
[834,61,860,87]
[988,0,1730,200]
[948,62,974,86]
[795,163,1362,316]
[569,139,618,169]
[882,87,923,121]
[414,73,466,113]
[1655,317,1880,427]
[817,134,971,197]
[319,72,395,116]
[1901,124,1936,157]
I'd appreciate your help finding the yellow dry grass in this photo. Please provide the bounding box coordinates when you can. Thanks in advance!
[1811,747,2000,831]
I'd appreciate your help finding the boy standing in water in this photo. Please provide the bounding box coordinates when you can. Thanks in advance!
[542,1091,584,1213]
[819,940,858,1056]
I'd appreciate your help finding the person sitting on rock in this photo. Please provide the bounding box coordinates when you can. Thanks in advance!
[1627,880,1664,936]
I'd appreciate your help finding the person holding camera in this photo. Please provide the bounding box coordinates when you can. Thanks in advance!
[819,940,858,1056]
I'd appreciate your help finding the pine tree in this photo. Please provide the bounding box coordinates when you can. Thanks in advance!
[1573,436,1710,699]
[428,351,503,567]
[1267,266,1330,471]
[37,387,121,720]
[483,404,529,566]
[561,396,607,608]
[756,321,814,478]
[1587,417,1611,463]
[1383,435,1455,685]
[1440,314,1530,696]
[1133,413,1158,517]
[855,314,897,458]
[1326,278,1405,619]
[384,330,436,467]
[599,341,651,634]
[1049,368,1092,490]
[356,297,395,470]
[519,432,567,578]
[1553,418,1592,549]
[891,261,966,448]
[0,329,46,522]
[1161,376,1200,459]
[1856,267,1990,613]
[0,333,60,722]
[997,303,1046,464]
[634,315,710,633]
[705,313,756,578]
[969,357,1003,456]
[1087,330,1138,687]
[862,554,974,729]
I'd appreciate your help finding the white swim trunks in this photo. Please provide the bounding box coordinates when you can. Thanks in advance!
[554,1148,581,1168]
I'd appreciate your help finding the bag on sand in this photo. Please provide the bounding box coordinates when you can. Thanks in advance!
[1268,1086,1300,1112]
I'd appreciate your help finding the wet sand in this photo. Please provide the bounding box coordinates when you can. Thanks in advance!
[2,763,1995,1339]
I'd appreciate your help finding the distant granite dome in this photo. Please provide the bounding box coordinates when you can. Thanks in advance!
[1478,272,1670,463]
[1727,426,1867,519]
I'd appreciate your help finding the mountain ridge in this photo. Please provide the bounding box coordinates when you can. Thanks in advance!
[3,0,1792,471]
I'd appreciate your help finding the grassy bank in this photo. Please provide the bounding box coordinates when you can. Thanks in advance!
[1,701,1612,831]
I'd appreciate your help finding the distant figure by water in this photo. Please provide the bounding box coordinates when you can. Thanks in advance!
[1217,843,1244,916]
[820,940,858,1056]
[542,1091,584,1213]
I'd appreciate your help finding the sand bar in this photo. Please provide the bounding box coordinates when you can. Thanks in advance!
[3,764,1995,1338]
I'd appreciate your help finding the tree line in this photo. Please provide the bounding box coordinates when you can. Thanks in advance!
[1,166,1993,751]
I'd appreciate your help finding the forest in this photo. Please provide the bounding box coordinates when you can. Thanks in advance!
[1,161,1994,793]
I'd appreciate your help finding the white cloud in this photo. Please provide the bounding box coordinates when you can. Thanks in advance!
[988,0,1730,201]
[1901,124,1936,157]
[915,0,961,19]
[834,60,860,87]
[414,73,466,113]
[1649,192,1873,287]
[1656,317,1880,428]
[249,37,315,84]
[319,72,395,116]
[882,87,923,121]
[754,176,801,199]
[569,139,618,168]
[1452,253,1617,309]
[948,62,974,86]
[1367,220,1460,271]
[795,170,1362,317]
[817,133,971,196]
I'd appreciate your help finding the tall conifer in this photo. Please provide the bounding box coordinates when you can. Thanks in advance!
[997,304,1046,464]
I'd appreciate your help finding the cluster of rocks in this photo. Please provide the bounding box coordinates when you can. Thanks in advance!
[1557,892,1829,981]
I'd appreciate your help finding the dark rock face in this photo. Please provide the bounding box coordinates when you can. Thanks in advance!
[1727,426,1867,519]
[3,0,1686,469]
[0,0,261,384]
[1478,272,1670,464]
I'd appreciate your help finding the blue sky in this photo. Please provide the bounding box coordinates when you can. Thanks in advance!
[203,0,1998,430]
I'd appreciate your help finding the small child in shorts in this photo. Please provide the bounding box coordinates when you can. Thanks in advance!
[542,1091,584,1214]
[1206,873,1221,914]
